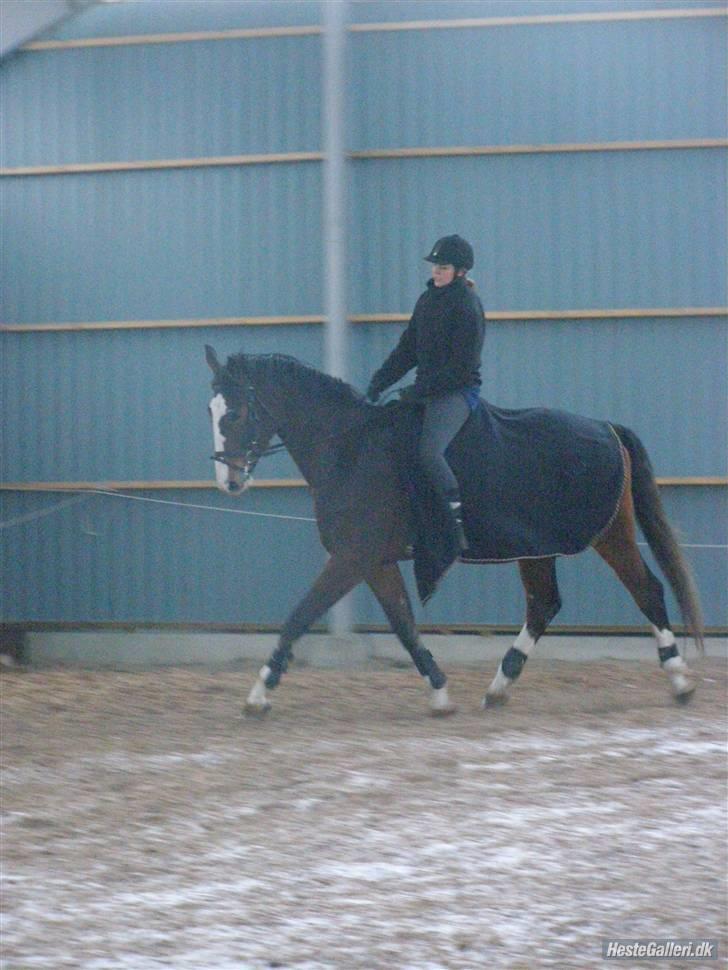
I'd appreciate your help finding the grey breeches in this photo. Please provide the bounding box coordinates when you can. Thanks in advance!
[418,392,470,498]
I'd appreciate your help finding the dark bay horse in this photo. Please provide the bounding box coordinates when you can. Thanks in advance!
[205,346,702,716]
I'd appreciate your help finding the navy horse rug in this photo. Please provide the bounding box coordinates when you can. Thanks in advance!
[388,400,626,601]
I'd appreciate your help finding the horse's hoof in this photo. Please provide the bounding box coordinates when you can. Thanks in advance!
[482,692,509,709]
[674,685,696,705]
[244,702,272,718]
[430,703,458,718]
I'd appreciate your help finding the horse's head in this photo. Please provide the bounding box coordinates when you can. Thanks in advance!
[205,345,278,495]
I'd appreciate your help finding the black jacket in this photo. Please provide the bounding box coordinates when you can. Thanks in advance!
[369,277,485,398]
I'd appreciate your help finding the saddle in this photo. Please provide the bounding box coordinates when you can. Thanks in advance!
[382,398,626,603]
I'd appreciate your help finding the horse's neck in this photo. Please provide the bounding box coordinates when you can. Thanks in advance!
[273,377,364,486]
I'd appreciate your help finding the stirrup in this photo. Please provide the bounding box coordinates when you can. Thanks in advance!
[449,500,469,553]
[453,519,469,553]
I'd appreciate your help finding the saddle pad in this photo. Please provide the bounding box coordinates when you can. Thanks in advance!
[453,402,625,562]
[387,400,625,602]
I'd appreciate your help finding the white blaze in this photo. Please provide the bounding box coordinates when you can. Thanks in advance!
[209,393,231,491]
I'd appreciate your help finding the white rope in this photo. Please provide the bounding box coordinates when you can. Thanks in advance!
[0,488,316,529]
[0,489,725,549]
[0,493,91,530]
[89,488,317,522]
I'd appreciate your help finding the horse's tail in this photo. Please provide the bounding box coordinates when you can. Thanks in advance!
[613,424,704,653]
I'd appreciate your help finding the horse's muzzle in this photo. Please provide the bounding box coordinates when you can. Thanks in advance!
[211,451,255,494]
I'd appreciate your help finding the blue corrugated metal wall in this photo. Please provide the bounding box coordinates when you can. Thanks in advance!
[1,166,325,322]
[348,150,725,312]
[0,37,322,167]
[1,0,726,630]
[348,18,724,149]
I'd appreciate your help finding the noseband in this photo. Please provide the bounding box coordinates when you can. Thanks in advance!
[211,383,285,477]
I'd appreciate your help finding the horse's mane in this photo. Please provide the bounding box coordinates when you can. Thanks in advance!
[226,353,366,409]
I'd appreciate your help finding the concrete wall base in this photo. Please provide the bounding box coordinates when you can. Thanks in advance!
[20,630,726,669]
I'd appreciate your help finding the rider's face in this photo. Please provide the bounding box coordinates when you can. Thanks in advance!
[431,263,456,287]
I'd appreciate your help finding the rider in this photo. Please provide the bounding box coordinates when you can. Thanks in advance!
[366,234,485,551]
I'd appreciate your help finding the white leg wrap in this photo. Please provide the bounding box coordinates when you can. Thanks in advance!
[652,629,694,695]
[429,683,456,716]
[487,665,512,696]
[486,624,536,699]
[430,685,451,711]
[247,666,272,707]
[663,655,692,694]
[652,626,676,649]
[514,623,537,655]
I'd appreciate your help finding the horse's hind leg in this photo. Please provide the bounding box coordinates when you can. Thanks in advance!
[483,558,562,708]
[245,552,364,715]
[366,563,456,716]
[593,487,696,702]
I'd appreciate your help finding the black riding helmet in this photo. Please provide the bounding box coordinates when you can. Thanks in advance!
[424,234,474,271]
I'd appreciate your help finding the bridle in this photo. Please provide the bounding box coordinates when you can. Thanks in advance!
[210,382,285,479]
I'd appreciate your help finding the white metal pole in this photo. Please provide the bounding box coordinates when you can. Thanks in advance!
[323,0,352,636]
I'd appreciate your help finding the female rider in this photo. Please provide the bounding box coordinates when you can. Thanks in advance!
[366,235,485,551]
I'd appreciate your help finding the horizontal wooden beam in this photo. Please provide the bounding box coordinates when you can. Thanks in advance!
[355,307,728,323]
[350,7,728,33]
[2,139,724,178]
[0,480,307,492]
[2,307,726,333]
[21,7,727,51]
[0,315,326,333]
[24,24,323,50]
[350,139,728,160]
[1,477,725,491]
[656,478,728,487]
[0,152,322,178]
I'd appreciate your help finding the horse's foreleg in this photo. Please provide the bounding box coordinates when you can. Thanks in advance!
[484,558,561,708]
[245,553,365,715]
[365,563,455,716]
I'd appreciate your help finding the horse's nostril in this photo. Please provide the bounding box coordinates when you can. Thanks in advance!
[228,480,241,493]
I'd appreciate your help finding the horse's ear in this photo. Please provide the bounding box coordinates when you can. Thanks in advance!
[205,345,221,375]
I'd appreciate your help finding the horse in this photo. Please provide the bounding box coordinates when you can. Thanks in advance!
[205,346,702,716]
